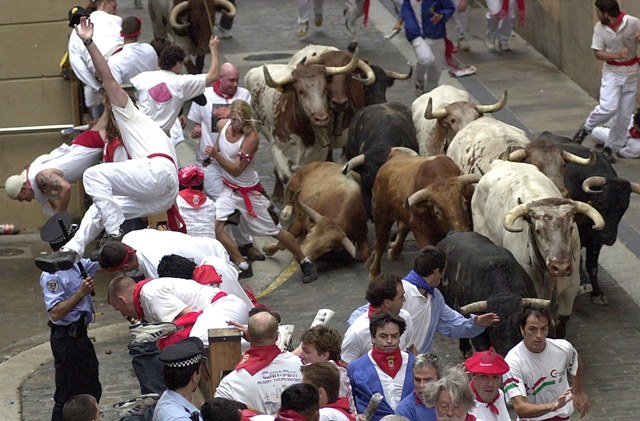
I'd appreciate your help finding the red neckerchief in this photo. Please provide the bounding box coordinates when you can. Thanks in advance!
[470,381,499,415]
[213,80,234,101]
[236,344,282,375]
[325,397,356,421]
[103,138,129,163]
[367,305,381,318]
[630,127,640,139]
[371,346,402,378]
[179,189,208,209]
[276,410,308,421]
[72,130,105,148]
[608,12,626,29]
[241,409,259,421]
[212,291,228,303]
[192,264,223,285]
[222,179,264,217]
[133,279,153,320]
[158,310,203,349]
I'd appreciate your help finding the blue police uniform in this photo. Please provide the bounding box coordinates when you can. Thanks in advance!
[41,258,101,421]
[153,390,203,421]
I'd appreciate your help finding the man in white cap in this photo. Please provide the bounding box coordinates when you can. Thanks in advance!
[465,347,510,421]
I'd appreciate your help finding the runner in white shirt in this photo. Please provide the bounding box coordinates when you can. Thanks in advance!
[108,16,157,84]
[503,305,590,421]
[301,362,356,421]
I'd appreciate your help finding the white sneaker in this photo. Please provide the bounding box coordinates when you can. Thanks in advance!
[114,393,160,417]
[499,42,511,52]
[457,38,470,51]
[485,38,496,51]
[219,27,234,39]
[129,322,177,345]
[297,22,309,37]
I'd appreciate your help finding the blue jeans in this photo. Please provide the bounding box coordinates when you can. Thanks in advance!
[128,342,166,395]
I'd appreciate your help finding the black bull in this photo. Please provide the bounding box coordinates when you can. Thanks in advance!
[437,231,538,357]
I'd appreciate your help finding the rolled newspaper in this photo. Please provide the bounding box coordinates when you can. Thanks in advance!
[384,28,400,40]
[362,393,383,421]
[310,309,335,327]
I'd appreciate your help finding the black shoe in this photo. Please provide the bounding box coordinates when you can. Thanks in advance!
[35,250,77,273]
[300,259,318,284]
[89,250,101,262]
[602,147,617,163]
[237,264,253,279]
[238,244,266,261]
[99,229,123,249]
[348,42,358,53]
[572,124,589,144]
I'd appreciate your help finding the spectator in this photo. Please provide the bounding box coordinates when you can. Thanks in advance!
[301,361,355,421]
[465,347,510,421]
[277,384,321,421]
[62,394,102,421]
[394,354,442,421]
[422,367,476,421]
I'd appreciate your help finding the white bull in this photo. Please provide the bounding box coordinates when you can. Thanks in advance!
[412,85,507,156]
[472,160,605,338]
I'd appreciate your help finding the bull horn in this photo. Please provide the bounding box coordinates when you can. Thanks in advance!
[342,154,365,174]
[582,176,606,193]
[457,173,482,186]
[522,298,551,307]
[216,0,237,18]
[476,89,508,114]
[630,182,640,195]
[504,203,530,233]
[562,149,596,166]
[293,190,322,223]
[383,62,413,80]
[405,187,430,209]
[506,147,528,162]
[459,301,487,315]
[424,97,448,120]
[263,65,296,88]
[325,48,359,76]
[340,236,358,259]
[572,200,605,231]
[168,1,190,32]
[351,59,376,86]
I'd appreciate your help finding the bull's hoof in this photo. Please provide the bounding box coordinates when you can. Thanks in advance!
[262,243,279,257]
[388,247,400,262]
[591,294,609,306]
[280,205,293,221]
[459,349,473,359]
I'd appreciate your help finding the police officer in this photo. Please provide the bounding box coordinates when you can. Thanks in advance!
[39,212,101,421]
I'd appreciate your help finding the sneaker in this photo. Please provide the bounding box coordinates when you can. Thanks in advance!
[300,259,318,284]
[347,42,358,53]
[134,0,143,9]
[572,124,590,144]
[219,27,234,39]
[35,250,77,273]
[236,263,253,279]
[499,42,511,52]
[457,37,470,51]
[485,38,496,51]
[99,229,123,249]
[129,322,177,345]
[315,14,323,27]
[114,393,160,417]
[602,147,617,164]
[415,83,424,97]
[297,22,309,37]
[239,244,266,261]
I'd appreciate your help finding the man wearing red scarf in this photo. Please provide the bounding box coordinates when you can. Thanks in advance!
[301,362,356,421]
[591,108,640,158]
[347,312,415,421]
[422,367,478,421]
[216,311,303,414]
[465,348,510,421]
[572,0,640,164]
[276,384,321,421]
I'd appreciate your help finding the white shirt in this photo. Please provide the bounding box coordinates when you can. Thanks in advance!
[592,14,640,76]
[401,281,432,353]
[131,70,206,131]
[341,309,414,364]
[140,277,218,322]
[215,352,303,415]
[503,338,579,421]
[108,42,158,84]
[319,408,352,421]
[198,255,254,309]
[470,389,510,421]
[370,350,409,410]
[122,229,229,279]
[176,192,217,239]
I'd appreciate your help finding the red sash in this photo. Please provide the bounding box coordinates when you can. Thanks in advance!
[363,0,371,26]
[192,264,223,285]
[72,130,105,149]
[495,0,525,25]
[371,346,402,378]
[236,344,282,375]
[325,397,356,421]
[470,381,500,415]
[158,310,202,349]
[179,189,208,209]
[223,178,265,217]
[148,153,187,233]
[133,279,153,320]
[276,410,309,421]
[606,57,640,66]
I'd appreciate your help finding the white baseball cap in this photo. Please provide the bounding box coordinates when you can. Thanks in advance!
[5,170,27,199]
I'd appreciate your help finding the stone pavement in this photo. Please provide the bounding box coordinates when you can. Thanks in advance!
[10,0,640,420]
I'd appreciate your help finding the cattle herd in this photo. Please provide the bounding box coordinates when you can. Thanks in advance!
[241,43,640,356]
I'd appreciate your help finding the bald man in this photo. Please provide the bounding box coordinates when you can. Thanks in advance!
[215,311,303,414]
[188,62,263,262]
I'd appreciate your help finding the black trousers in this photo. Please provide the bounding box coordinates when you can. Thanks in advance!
[220,0,236,30]
[50,323,102,421]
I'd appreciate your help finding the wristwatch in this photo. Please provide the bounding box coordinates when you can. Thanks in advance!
[83,38,93,46]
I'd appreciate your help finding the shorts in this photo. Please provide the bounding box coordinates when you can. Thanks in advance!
[215,185,282,236]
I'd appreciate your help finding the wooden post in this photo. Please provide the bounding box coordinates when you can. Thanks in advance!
[206,328,243,398]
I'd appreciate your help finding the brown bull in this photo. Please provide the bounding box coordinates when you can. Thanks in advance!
[263,161,370,261]
[370,148,480,278]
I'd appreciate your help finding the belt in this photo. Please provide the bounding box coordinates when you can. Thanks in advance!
[606,57,640,66]
[49,318,88,339]
[148,153,176,167]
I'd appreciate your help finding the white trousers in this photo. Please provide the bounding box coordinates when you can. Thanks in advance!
[592,126,640,159]
[451,0,469,40]
[412,37,446,93]
[345,0,365,42]
[65,158,178,256]
[298,0,324,24]
[486,0,516,44]
[198,161,253,246]
[585,70,639,152]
